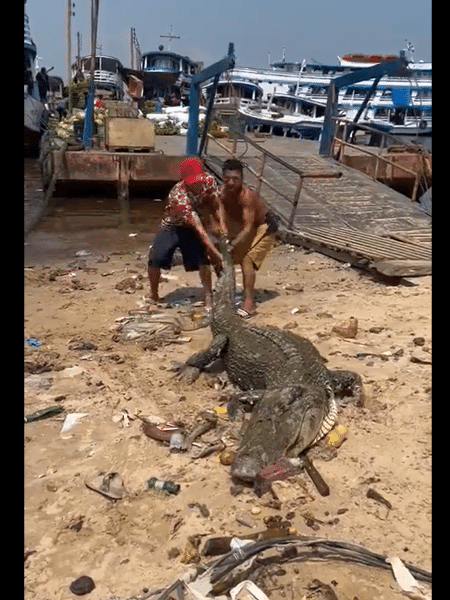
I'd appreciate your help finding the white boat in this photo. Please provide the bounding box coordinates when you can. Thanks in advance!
[229,47,432,138]
[238,94,337,140]
[24,1,48,155]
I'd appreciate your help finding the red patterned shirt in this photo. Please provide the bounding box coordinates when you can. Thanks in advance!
[161,175,220,228]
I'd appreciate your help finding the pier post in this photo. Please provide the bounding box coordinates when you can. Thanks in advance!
[117,156,130,225]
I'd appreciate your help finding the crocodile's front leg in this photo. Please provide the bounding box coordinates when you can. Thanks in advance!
[329,369,364,406]
[227,389,266,419]
[176,334,228,384]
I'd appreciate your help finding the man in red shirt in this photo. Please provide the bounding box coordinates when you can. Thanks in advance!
[147,157,225,309]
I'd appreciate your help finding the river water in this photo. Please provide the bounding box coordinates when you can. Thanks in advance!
[24,178,168,266]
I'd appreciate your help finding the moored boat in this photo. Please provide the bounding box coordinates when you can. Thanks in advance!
[24,0,48,156]
[238,93,335,139]
[72,55,129,101]
[229,47,431,139]
[141,47,203,104]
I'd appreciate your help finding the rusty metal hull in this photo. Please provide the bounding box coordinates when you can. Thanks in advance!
[339,149,432,198]
[52,150,184,196]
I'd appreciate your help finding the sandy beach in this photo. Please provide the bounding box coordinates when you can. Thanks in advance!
[24,235,431,600]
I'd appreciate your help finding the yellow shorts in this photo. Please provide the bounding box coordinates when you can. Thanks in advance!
[227,220,275,270]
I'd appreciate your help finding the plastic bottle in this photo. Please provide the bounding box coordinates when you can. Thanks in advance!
[24,405,64,423]
[146,477,180,495]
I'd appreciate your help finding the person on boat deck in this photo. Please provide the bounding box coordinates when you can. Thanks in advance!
[147,157,225,310]
[36,67,52,103]
[214,158,279,319]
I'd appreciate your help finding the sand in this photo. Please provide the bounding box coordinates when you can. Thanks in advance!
[24,240,431,600]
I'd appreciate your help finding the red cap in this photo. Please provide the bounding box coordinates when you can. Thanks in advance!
[179,157,205,185]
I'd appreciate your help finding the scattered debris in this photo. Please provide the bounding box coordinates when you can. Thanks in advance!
[69,575,96,596]
[332,316,358,338]
[147,477,180,495]
[219,449,234,465]
[84,471,127,501]
[60,413,88,433]
[410,350,432,364]
[305,578,339,600]
[235,512,256,528]
[324,424,348,449]
[188,502,210,518]
[67,340,97,351]
[192,440,226,460]
[230,580,270,600]
[140,419,184,443]
[180,536,202,564]
[366,488,393,510]
[387,556,431,600]
[183,412,218,451]
[24,405,65,423]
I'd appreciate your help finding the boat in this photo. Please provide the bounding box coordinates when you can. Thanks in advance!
[238,93,336,140]
[228,47,431,139]
[72,55,130,101]
[141,46,203,104]
[202,77,263,114]
[24,0,48,156]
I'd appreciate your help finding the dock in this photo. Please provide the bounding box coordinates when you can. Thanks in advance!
[203,134,431,278]
[27,133,431,278]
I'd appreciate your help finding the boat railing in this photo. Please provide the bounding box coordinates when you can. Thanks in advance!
[203,129,342,228]
[330,116,430,202]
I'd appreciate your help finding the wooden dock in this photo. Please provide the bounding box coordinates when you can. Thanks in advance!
[203,134,431,278]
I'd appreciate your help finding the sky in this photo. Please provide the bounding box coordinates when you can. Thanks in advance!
[26,0,432,83]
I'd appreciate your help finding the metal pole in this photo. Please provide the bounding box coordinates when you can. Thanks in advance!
[83,0,99,148]
[66,0,71,86]
[255,153,266,195]
[288,177,304,229]
[199,74,220,157]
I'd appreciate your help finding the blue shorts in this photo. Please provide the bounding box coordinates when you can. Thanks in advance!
[148,225,210,272]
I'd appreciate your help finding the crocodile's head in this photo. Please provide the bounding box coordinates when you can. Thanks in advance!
[231,385,331,486]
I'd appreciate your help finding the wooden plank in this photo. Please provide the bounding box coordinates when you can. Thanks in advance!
[296,226,431,260]
[370,259,432,277]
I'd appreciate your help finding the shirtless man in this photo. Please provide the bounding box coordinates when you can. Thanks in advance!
[218,158,278,317]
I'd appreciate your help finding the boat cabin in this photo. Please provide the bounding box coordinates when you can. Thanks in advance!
[72,55,128,100]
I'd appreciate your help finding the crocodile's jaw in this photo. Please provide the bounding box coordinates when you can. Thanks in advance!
[231,452,263,482]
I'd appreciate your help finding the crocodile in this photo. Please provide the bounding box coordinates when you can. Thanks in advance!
[181,237,363,484]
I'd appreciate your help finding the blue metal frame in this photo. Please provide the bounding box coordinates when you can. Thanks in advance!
[319,54,409,156]
[186,43,235,156]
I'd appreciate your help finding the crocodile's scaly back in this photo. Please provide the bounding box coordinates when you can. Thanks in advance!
[183,236,363,486]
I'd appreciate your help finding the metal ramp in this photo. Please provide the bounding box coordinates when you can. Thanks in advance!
[203,134,431,278]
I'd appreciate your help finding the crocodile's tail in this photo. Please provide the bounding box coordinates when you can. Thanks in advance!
[212,237,237,325]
